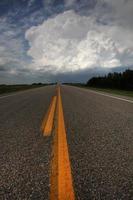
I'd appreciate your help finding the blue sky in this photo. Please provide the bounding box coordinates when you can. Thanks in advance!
[0,0,133,84]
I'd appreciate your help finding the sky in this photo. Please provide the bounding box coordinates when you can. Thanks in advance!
[0,0,133,84]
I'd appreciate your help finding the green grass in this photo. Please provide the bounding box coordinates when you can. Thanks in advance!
[0,84,47,95]
[65,83,133,98]
[84,87,133,98]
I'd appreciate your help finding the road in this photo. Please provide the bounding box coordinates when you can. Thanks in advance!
[0,85,133,199]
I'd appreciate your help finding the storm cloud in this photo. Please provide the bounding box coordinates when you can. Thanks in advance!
[0,0,133,83]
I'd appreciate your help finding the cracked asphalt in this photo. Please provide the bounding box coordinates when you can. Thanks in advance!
[0,85,133,199]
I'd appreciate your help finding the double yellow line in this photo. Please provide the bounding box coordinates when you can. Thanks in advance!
[41,86,75,200]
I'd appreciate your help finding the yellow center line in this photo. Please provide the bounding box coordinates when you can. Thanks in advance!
[41,96,57,136]
[50,86,75,200]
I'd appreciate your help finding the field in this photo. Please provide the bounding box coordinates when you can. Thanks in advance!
[0,84,46,95]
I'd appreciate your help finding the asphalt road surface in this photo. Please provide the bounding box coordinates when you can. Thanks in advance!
[0,85,133,200]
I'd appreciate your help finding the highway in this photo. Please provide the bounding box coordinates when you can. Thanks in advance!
[0,85,133,200]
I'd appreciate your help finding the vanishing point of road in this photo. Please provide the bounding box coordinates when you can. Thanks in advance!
[0,85,133,200]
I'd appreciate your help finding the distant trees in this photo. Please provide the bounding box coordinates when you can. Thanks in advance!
[32,83,43,85]
[87,69,133,91]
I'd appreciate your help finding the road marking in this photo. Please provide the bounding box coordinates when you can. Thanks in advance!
[50,87,75,200]
[87,89,133,104]
[41,96,57,136]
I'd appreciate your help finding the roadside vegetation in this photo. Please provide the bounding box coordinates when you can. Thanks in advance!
[87,69,133,91]
[64,69,133,98]
[0,83,50,95]
[85,87,133,98]
[86,69,133,97]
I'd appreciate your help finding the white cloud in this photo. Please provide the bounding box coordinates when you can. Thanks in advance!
[25,9,133,74]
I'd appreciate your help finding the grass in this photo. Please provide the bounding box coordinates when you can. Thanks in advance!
[2,83,132,98]
[65,83,133,98]
[83,86,133,98]
[0,84,47,95]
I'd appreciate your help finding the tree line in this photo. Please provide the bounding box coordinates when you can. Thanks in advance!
[87,69,133,91]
